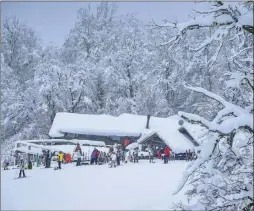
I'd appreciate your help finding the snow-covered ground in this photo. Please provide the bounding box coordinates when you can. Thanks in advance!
[1,160,189,210]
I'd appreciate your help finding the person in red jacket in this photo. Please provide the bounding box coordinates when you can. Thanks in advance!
[157,150,161,159]
[164,146,170,164]
[94,149,99,165]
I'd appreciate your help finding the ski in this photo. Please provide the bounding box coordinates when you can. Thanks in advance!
[14,176,30,180]
[53,167,63,170]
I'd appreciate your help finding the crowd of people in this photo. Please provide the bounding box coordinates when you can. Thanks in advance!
[145,145,197,164]
[3,142,197,177]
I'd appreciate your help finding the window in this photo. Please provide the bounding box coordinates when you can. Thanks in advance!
[65,133,76,139]
[111,136,120,141]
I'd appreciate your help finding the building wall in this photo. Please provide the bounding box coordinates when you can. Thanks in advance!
[62,133,140,146]
[140,134,166,149]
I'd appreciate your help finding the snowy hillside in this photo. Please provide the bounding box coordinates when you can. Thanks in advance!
[2,160,189,210]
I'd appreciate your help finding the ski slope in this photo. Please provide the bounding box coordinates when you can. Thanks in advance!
[1,160,189,210]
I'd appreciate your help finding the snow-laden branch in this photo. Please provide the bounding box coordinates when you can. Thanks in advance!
[180,85,253,133]
[179,111,253,135]
[207,39,223,70]
[178,111,211,129]
[154,2,253,50]
[174,85,253,196]
[184,85,249,115]
[229,46,253,60]
[173,133,219,195]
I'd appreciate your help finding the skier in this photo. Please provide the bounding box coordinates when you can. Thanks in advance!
[65,153,71,164]
[90,149,96,165]
[109,146,114,154]
[76,150,81,166]
[133,148,139,163]
[36,153,41,167]
[45,150,51,168]
[18,158,26,178]
[57,151,64,169]
[157,150,161,159]
[109,152,117,168]
[116,149,121,166]
[122,150,127,163]
[3,158,9,170]
[148,146,154,163]
[102,152,106,164]
[160,147,164,160]
[164,146,170,164]
[103,152,107,164]
[28,159,32,169]
[94,149,99,165]
[98,151,103,165]
[171,151,176,161]
[128,150,132,162]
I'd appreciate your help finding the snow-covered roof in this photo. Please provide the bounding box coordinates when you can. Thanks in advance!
[13,141,109,155]
[25,139,105,147]
[13,147,42,155]
[49,113,144,138]
[49,112,205,153]
[181,124,208,145]
[137,130,158,143]
[15,141,58,152]
[135,115,197,152]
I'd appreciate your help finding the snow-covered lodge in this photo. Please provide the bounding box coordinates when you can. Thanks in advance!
[7,112,207,165]
[48,112,206,153]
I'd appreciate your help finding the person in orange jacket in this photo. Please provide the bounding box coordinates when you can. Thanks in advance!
[65,153,71,163]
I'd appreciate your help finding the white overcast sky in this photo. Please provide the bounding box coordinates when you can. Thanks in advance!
[2,2,210,46]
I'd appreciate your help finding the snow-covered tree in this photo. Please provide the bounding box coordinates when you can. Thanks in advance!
[1,17,42,153]
[2,16,41,85]
[151,1,254,210]
[61,2,117,64]
[152,1,253,118]
[103,15,148,115]
[174,86,253,211]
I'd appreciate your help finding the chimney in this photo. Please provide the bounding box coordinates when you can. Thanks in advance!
[146,115,151,129]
